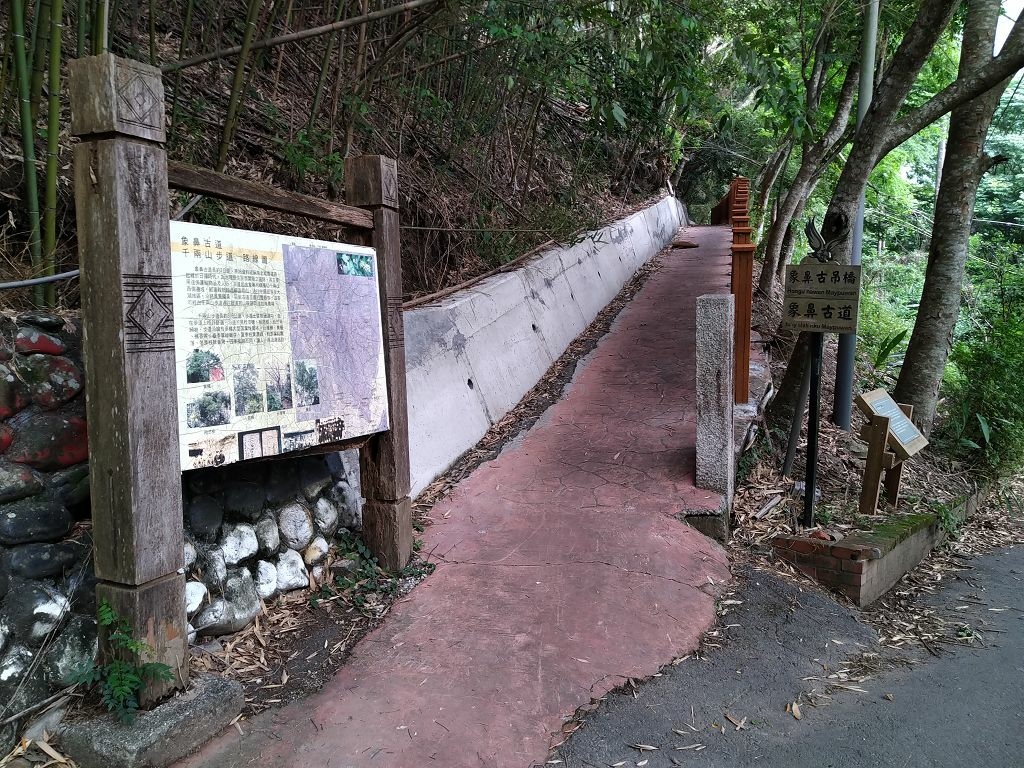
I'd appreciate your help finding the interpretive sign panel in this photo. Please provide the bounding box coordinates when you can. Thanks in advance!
[169,221,389,470]
[781,263,861,334]
[855,388,928,461]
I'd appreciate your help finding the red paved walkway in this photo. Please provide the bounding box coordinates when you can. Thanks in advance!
[179,225,734,768]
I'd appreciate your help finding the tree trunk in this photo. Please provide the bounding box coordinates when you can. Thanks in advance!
[893,0,1009,434]
[753,140,791,238]
[757,61,860,296]
[758,165,814,293]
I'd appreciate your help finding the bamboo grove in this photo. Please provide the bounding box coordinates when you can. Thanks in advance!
[0,0,742,305]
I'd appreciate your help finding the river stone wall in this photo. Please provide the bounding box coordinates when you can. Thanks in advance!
[0,310,361,747]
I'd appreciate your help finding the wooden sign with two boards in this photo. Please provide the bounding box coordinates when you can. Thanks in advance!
[781,263,862,334]
[855,388,929,514]
[780,259,862,527]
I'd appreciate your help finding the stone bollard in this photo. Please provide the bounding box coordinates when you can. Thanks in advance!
[692,293,735,542]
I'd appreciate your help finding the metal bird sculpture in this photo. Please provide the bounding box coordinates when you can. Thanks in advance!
[804,213,851,263]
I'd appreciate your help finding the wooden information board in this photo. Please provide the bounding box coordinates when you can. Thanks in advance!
[855,388,928,461]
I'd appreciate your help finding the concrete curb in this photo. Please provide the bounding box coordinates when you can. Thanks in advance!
[61,675,243,768]
[773,483,992,606]
[405,196,687,496]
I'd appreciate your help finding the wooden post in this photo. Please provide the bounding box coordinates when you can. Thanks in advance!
[731,243,754,403]
[883,403,913,504]
[345,155,413,572]
[858,413,891,516]
[69,54,186,703]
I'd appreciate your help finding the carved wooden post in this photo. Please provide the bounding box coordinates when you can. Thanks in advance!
[345,155,413,571]
[69,54,186,703]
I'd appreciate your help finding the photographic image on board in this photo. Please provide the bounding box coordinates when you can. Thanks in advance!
[185,348,224,383]
[238,426,282,460]
[337,251,374,277]
[282,429,315,453]
[265,363,293,412]
[232,363,265,416]
[293,359,320,407]
[185,433,235,468]
[186,389,231,428]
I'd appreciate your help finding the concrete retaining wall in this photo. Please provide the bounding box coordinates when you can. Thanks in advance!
[405,195,687,496]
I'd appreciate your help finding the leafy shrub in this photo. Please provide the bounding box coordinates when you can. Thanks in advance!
[942,321,1024,472]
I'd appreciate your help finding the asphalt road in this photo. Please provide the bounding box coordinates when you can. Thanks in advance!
[553,547,1024,768]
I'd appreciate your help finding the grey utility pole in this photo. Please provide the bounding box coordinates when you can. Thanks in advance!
[833,0,879,429]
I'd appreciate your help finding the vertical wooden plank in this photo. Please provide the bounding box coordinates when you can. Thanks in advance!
[731,244,755,403]
[884,403,913,505]
[859,414,890,515]
[96,574,187,706]
[70,53,186,700]
[345,155,413,571]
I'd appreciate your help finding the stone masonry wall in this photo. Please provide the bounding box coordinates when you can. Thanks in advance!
[0,311,361,748]
[0,311,92,748]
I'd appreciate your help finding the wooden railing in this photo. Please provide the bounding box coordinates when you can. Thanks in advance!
[713,178,754,403]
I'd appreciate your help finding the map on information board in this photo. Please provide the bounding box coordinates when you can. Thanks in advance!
[169,222,388,471]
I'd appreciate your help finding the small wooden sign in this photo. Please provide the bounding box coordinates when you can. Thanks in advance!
[781,263,861,334]
[855,388,928,461]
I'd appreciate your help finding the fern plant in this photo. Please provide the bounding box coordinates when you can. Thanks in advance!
[72,601,175,724]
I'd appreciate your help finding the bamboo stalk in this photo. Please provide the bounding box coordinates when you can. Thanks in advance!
[343,0,369,157]
[306,0,346,131]
[162,0,439,73]
[271,0,295,99]
[168,0,194,137]
[0,24,13,122]
[148,0,156,64]
[91,0,108,54]
[215,0,263,172]
[29,0,52,124]
[42,0,63,306]
[239,0,285,110]
[76,0,86,56]
[10,0,44,305]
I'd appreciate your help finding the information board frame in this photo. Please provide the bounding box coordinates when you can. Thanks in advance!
[169,221,390,471]
[855,388,929,461]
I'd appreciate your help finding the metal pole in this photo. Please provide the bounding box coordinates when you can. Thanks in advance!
[833,0,879,430]
[804,332,825,527]
[782,348,813,478]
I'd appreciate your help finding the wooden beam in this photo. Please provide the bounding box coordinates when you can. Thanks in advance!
[168,161,373,230]
[345,155,413,572]
[69,53,187,700]
[859,413,891,515]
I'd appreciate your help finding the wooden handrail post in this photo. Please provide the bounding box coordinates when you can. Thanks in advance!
[69,54,186,704]
[730,176,753,404]
[345,155,414,572]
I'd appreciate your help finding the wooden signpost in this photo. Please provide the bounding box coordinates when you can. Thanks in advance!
[780,219,862,527]
[855,388,928,514]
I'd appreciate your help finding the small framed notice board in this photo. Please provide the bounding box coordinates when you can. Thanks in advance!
[855,388,929,461]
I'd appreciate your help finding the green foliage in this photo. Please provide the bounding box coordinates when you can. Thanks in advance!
[281,129,344,190]
[858,291,910,367]
[943,321,1024,471]
[933,501,961,538]
[232,363,263,416]
[936,228,1024,471]
[185,348,223,383]
[311,531,436,613]
[294,360,320,407]
[72,601,175,725]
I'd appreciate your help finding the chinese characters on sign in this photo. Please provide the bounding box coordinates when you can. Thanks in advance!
[170,222,389,471]
[780,263,862,334]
